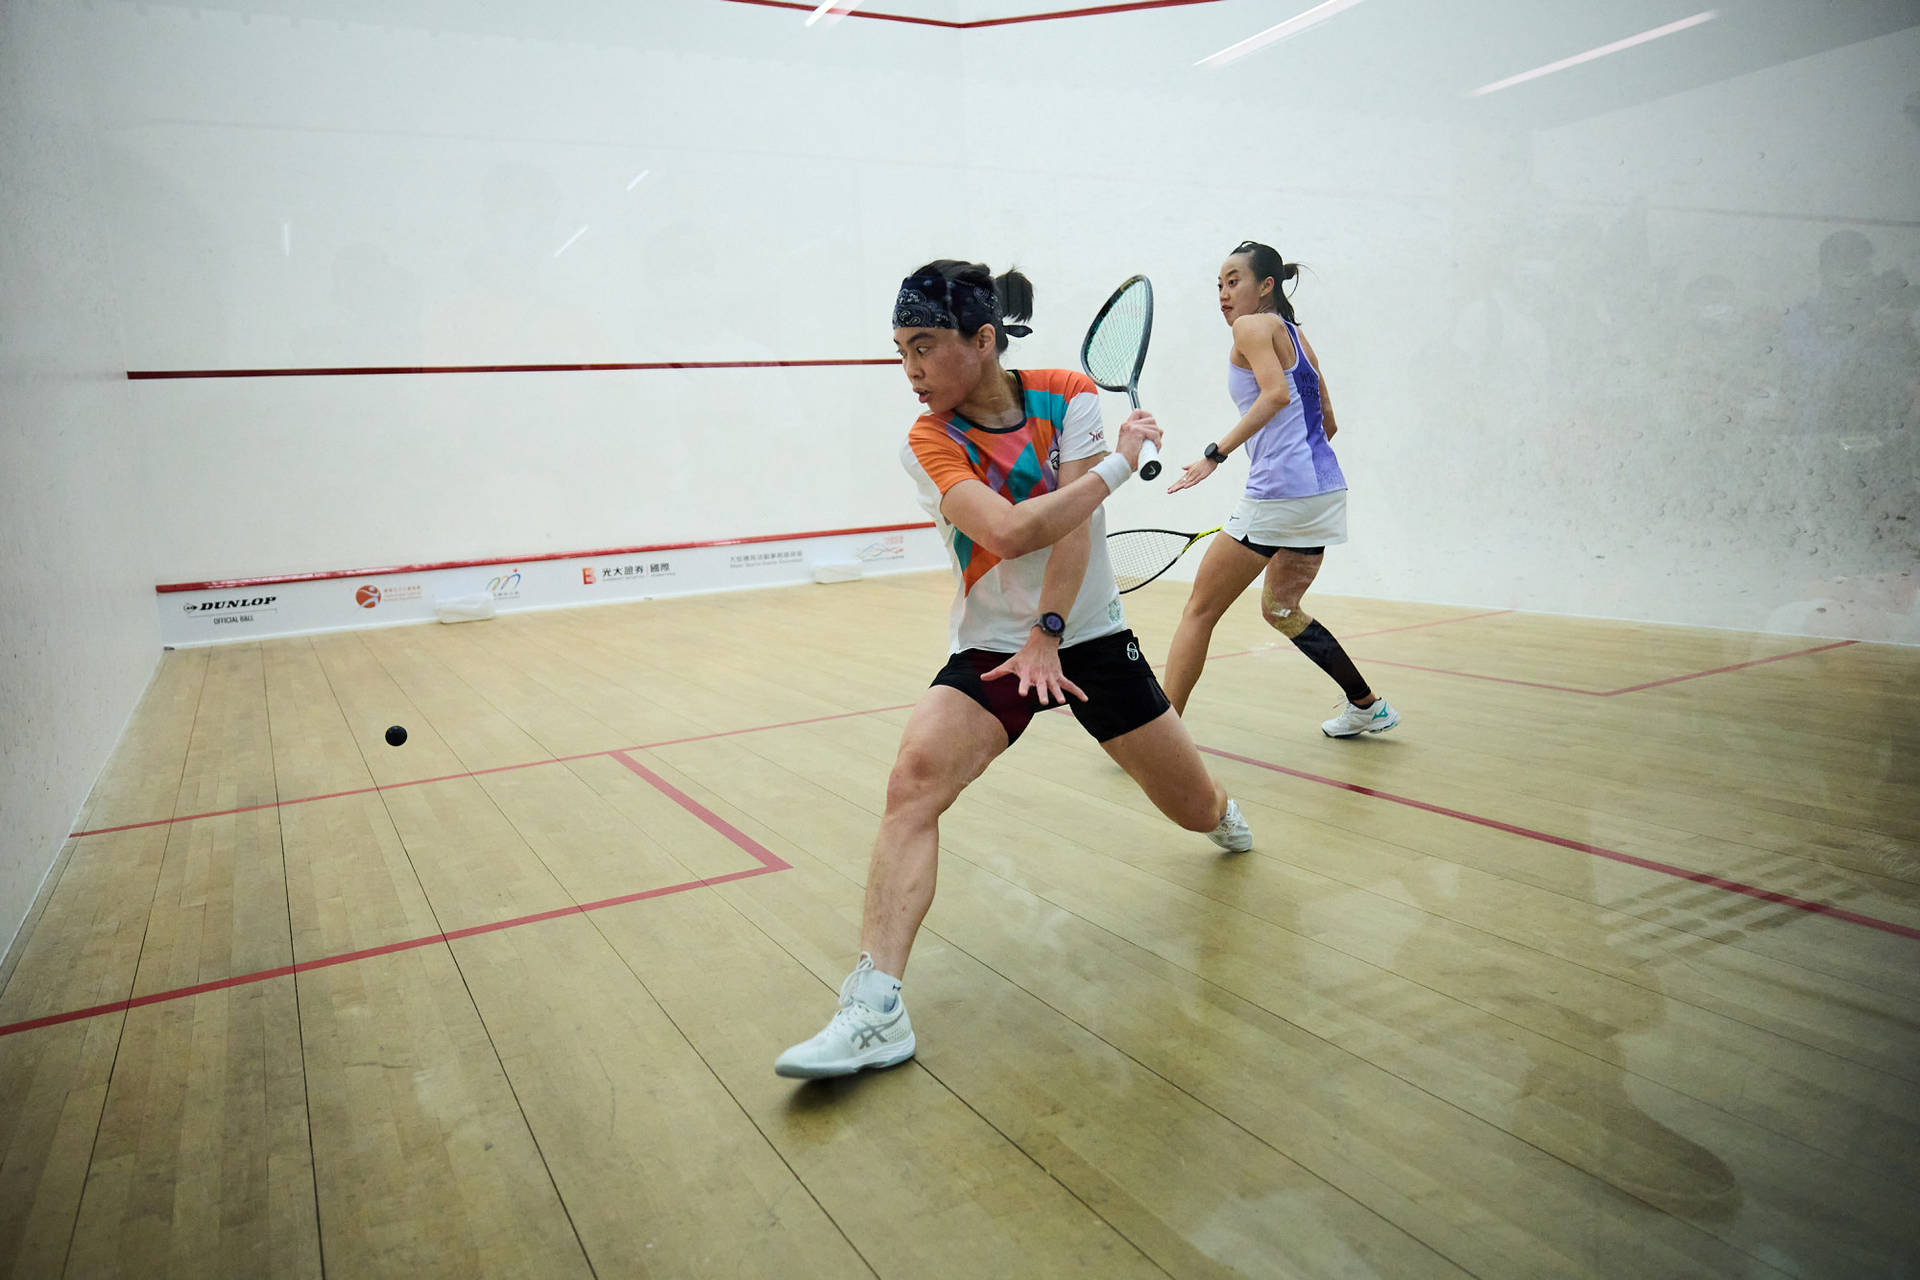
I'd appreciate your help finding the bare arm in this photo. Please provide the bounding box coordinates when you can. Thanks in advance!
[940,410,1159,560]
[975,452,1099,703]
[1036,455,1096,617]
[1216,315,1293,455]
[1166,316,1291,493]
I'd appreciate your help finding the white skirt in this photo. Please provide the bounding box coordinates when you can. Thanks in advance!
[1222,489,1348,549]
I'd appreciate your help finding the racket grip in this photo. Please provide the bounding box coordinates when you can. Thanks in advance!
[1137,439,1162,482]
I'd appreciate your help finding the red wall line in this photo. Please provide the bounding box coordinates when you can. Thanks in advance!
[128,357,897,380]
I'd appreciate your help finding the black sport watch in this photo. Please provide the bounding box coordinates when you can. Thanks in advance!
[1204,442,1229,464]
[1036,611,1066,640]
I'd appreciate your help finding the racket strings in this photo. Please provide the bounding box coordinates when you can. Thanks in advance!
[1084,285,1150,388]
[1105,529,1198,592]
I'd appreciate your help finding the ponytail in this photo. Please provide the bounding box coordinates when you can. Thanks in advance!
[908,259,1035,353]
[1230,240,1300,323]
[993,269,1035,337]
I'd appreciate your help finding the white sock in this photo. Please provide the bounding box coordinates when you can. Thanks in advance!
[851,954,901,1011]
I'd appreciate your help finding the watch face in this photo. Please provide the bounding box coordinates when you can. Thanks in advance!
[1042,612,1065,634]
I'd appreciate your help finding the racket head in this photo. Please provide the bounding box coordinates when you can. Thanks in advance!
[1080,275,1154,397]
[1105,526,1217,593]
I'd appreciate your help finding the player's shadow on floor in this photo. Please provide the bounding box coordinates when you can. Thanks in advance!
[780,1065,910,1111]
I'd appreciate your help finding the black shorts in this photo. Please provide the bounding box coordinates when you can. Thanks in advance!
[1234,536,1324,558]
[931,628,1171,746]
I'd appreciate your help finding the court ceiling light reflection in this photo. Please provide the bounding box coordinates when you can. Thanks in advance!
[1469,10,1719,97]
[1195,0,1369,68]
[627,170,651,190]
[806,1,866,26]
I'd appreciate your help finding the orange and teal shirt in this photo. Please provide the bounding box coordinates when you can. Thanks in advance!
[901,368,1126,654]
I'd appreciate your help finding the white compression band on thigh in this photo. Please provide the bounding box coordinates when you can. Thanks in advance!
[1093,453,1132,493]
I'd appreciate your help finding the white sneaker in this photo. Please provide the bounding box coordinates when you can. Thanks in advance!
[1207,798,1253,853]
[1322,697,1400,738]
[774,955,916,1079]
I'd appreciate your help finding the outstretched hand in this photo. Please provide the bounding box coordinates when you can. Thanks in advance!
[1166,456,1219,494]
[982,635,1088,706]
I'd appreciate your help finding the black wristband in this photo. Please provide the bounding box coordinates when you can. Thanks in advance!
[1204,442,1228,464]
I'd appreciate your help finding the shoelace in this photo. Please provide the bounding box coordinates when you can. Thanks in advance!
[836,955,876,1004]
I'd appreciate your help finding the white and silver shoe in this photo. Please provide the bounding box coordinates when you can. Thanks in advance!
[1207,798,1254,853]
[1322,698,1400,738]
[774,955,916,1079]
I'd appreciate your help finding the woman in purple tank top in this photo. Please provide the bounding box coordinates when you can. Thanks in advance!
[1161,241,1399,740]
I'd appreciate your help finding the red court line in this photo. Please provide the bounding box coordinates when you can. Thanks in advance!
[1354,640,1858,697]
[965,0,1225,27]
[716,0,957,27]
[1345,609,1515,640]
[1199,745,1920,942]
[1213,609,1852,696]
[127,358,897,381]
[156,521,935,592]
[69,703,916,839]
[609,751,790,871]
[1605,641,1857,694]
[6,751,791,1039]
[715,0,1222,29]
[1211,609,1511,660]
[1354,657,1607,696]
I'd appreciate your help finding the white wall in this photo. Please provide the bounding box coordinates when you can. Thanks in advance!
[36,0,1908,633]
[73,0,1913,636]
[91,0,983,578]
[1,2,163,961]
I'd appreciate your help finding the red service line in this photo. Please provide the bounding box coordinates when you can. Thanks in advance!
[715,0,1223,30]
[69,703,918,840]
[1198,745,1920,942]
[1356,639,1857,698]
[1210,607,1854,697]
[1603,641,1858,693]
[608,749,790,874]
[127,357,897,381]
[155,521,935,593]
[1354,657,1615,696]
[1345,609,1515,640]
[1210,609,1512,660]
[3,750,790,1039]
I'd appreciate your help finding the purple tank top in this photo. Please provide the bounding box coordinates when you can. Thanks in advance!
[1227,319,1345,499]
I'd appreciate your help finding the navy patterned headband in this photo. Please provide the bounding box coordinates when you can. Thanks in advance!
[893,272,1032,338]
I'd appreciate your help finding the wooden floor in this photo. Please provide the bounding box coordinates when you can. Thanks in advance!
[2,571,1916,1278]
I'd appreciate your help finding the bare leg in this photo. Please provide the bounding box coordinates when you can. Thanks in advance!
[1163,534,1270,715]
[1099,708,1229,832]
[859,686,1009,978]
